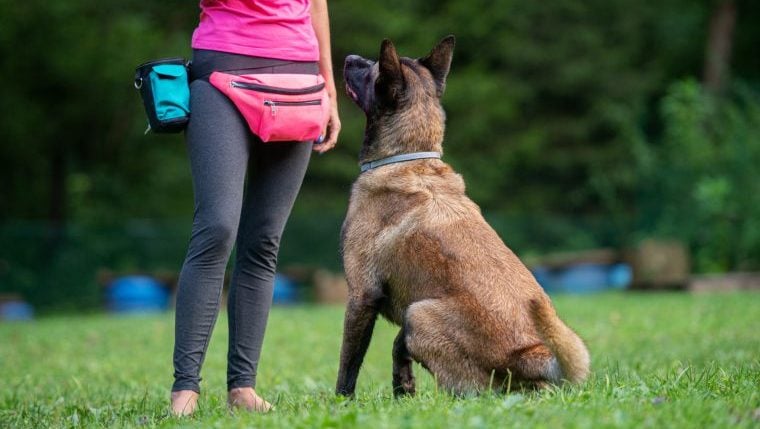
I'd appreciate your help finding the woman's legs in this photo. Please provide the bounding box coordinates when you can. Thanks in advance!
[171,50,317,411]
[226,139,312,391]
[172,78,251,394]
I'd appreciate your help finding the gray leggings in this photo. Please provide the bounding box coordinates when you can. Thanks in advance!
[172,50,316,393]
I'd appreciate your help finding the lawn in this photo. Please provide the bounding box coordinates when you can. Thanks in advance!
[0,292,758,428]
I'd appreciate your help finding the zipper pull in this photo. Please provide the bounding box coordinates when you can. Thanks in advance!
[264,100,276,116]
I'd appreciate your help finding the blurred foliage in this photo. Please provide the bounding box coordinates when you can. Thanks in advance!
[0,0,758,310]
[636,80,760,272]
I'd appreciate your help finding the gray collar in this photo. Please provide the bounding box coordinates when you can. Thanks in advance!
[360,151,442,173]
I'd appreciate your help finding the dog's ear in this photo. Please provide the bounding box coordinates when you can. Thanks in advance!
[419,35,455,97]
[377,39,404,101]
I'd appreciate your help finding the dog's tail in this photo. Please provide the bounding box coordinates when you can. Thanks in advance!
[528,296,590,384]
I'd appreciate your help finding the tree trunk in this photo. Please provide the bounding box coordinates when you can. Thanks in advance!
[703,0,737,93]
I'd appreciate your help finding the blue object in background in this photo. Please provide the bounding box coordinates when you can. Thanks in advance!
[0,301,34,321]
[107,275,169,313]
[531,262,633,294]
[272,273,298,304]
[556,263,609,293]
[607,263,633,289]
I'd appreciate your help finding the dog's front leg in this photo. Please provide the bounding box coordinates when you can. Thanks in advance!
[335,287,383,397]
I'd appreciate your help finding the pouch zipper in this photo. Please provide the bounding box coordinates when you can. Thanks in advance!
[230,80,325,95]
[263,99,322,115]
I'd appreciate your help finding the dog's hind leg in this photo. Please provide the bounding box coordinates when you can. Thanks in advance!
[404,299,492,395]
[392,327,416,397]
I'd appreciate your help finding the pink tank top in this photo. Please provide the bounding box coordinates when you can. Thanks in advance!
[191,0,319,62]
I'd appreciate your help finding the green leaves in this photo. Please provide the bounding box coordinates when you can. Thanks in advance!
[637,79,760,272]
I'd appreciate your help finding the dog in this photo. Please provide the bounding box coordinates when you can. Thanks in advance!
[337,35,590,396]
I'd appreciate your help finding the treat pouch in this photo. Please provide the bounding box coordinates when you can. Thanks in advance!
[134,58,190,133]
[209,72,329,142]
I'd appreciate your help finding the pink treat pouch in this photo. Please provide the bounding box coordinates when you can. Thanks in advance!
[209,72,330,142]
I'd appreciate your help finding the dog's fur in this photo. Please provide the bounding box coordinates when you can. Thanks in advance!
[336,36,590,396]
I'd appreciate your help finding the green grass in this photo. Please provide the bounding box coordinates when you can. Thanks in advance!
[1,292,758,428]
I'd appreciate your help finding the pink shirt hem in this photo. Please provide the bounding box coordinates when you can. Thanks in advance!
[192,39,318,62]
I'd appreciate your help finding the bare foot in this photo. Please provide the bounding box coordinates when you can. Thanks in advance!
[170,390,199,416]
[227,387,272,413]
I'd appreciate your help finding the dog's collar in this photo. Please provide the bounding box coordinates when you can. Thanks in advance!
[360,151,442,173]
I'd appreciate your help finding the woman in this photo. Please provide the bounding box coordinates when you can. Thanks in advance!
[170,0,340,415]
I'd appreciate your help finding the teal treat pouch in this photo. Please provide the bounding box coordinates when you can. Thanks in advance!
[135,58,190,133]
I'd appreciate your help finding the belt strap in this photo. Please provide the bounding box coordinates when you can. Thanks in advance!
[189,56,317,82]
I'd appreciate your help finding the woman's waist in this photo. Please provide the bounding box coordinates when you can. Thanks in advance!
[189,49,319,82]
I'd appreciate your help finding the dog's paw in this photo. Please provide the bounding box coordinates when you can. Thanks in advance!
[392,375,416,397]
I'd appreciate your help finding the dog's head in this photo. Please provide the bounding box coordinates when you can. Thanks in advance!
[344,35,455,162]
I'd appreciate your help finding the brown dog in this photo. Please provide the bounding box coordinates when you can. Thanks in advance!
[336,35,590,397]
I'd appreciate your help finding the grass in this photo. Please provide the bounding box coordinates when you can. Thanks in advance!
[0,292,758,428]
